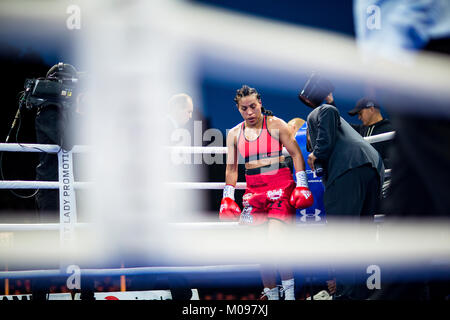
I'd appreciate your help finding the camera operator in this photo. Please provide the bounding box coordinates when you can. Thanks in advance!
[25,62,95,300]
[34,62,80,222]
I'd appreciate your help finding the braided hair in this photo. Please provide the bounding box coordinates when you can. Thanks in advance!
[234,85,273,116]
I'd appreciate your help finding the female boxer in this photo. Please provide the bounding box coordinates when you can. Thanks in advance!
[219,85,313,300]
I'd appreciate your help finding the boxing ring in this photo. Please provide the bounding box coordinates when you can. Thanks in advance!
[0,131,393,231]
[0,130,448,299]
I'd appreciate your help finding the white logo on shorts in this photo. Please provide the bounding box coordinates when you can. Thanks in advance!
[266,189,283,201]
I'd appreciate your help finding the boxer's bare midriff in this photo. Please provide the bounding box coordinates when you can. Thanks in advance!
[245,155,285,170]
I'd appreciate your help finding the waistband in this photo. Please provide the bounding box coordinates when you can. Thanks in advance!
[245,162,289,176]
[244,151,283,163]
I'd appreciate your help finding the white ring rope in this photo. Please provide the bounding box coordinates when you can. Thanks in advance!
[0,131,394,190]
[166,182,247,190]
[0,175,393,191]
[166,131,396,155]
[0,223,89,232]
[0,143,91,153]
[0,132,394,155]
[166,146,228,154]
[0,181,91,189]
[0,219,391,232]
[0,132,391,154]
[363,131,395,144]
[0,264,262,280]
[0,221,241,232]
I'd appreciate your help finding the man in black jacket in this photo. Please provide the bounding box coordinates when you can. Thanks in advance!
[299,74,385,220]
[299,73,385,300]
[348,98,394,169]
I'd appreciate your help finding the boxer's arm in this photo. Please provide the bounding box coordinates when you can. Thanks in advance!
[279,122,306,173]
[220,127,241,220]
[272,118,313,209]
[225,127,238,187]
[273,118,306,173]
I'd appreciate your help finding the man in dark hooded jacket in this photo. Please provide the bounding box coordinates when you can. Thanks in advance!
[298,73,385,300]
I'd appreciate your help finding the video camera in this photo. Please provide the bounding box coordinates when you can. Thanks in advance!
[19,62,80,111]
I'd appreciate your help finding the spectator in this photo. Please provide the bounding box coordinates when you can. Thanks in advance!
[166,93,194,146]
[167,93,194,130]
[348,98,394,169]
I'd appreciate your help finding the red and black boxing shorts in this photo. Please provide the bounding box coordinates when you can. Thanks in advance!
[240,162,296,226]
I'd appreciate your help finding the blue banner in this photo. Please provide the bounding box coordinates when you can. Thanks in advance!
[293,123,326,224]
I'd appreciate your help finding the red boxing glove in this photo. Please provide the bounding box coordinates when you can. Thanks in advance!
[289,171,314,209]
[219,197,241,221]
[219,185,241,221]
[289,187,314,209]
